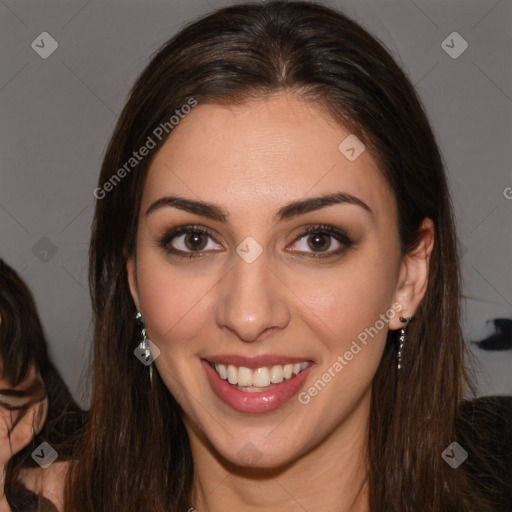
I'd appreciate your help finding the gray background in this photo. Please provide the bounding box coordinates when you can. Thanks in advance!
[1,0,511,407]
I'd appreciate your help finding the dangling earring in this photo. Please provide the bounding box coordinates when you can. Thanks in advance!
[397,316,410,375]
[135,311,154,385]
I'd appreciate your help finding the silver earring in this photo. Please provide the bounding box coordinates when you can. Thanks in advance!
[135,311,154,384]
[397,316,410,375]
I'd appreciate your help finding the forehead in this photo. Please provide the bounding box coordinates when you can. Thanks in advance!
[142,93,395,222]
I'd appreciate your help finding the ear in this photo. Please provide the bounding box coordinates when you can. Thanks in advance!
[126,256,141,312]
[389,218,435,330]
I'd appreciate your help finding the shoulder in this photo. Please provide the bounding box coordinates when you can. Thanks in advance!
[18,460,70,512]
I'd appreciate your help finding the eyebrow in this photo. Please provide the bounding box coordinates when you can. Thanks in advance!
[145,192,372,222]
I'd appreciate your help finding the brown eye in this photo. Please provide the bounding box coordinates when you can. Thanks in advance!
[307,232,332,252]
[184,231,208,251]
[158,225,223,257]
[287,224,354,258]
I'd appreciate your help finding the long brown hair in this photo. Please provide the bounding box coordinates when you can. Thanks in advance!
[67,2,504,510]
[0,259,85,511]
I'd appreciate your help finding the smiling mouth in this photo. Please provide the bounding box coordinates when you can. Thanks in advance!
[205,360,312,391]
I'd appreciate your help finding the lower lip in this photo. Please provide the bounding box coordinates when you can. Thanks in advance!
[201,360,315,414]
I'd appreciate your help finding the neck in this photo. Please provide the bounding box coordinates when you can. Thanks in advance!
[187,388,371,512]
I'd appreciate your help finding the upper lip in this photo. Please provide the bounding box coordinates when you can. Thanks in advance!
[202,354,314,369]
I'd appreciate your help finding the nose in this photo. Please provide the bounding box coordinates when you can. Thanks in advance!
[215,249,291,343]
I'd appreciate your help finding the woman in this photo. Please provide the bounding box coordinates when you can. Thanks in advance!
[0,259,85,512]
[50,0,508,510]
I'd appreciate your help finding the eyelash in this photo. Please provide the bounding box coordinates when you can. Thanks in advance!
[157,224,354,260]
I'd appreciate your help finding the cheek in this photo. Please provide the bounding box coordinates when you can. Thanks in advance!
[134,247,217,353]
[291,261,398,405]
[293,254,397,341]
[134,253,213,402]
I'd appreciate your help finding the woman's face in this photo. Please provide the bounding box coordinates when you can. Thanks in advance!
[128,92,426,468]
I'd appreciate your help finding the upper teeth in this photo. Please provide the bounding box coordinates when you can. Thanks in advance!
[212,362,310,387]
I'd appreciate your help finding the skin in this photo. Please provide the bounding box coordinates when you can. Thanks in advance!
[127,91,434,512]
